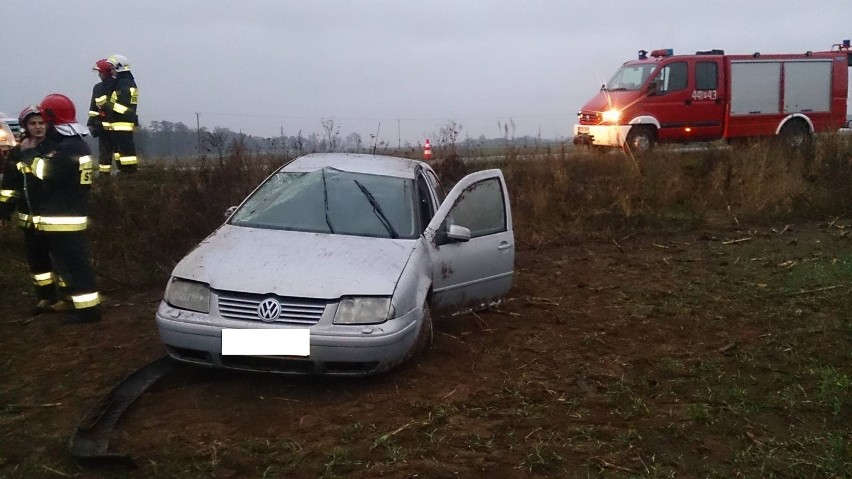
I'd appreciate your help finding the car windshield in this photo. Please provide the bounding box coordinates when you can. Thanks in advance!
[229,167,418,239]
[605,63,659,91]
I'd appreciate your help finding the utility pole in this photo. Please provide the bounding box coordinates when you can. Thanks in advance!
[195,112,201,156]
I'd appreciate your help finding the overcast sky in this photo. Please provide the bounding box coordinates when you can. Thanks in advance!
[1,1,849,144]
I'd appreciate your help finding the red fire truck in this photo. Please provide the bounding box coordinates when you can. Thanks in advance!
[573,40,852,151]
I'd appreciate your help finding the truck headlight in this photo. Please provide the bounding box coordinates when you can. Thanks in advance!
[166,278,210,313]
[333,297,392,325]
[602,109,622,123]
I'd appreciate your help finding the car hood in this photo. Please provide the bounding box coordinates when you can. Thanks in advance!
[580,90,644,115]
[172,225,417,298]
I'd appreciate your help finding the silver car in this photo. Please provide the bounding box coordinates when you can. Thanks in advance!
[156,153,514,375]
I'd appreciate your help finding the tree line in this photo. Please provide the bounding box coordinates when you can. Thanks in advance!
[106,119,562,160]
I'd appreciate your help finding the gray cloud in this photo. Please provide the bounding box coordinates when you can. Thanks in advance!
[1,1,848,143]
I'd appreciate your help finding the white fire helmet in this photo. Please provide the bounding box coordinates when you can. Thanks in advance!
[107,54,131,72]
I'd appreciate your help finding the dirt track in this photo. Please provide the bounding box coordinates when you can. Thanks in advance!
[1,221,850,478]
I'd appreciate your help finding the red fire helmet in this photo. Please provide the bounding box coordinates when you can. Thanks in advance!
[39,94,77,125]
[93,58,112,74]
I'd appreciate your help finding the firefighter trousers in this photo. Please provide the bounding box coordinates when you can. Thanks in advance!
[45,231,100,312]
[111,130,138,173]
[22,228,61,302]
[97,130,116,175]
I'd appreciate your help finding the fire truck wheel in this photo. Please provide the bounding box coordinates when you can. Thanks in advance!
[779,120,812,151]
[626,126,655,152]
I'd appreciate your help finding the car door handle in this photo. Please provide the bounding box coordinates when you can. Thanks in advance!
[498,242,513,251]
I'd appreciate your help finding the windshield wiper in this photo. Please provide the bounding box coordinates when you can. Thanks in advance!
[353,179,398,239]
[321,169,336,234]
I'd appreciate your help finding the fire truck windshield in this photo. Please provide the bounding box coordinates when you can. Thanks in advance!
[605,63,658,91]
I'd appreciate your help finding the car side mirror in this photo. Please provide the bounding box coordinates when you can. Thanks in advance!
[434,222,471,246]
[224,206,237,219]
[647,81,662,95]
[446,224,471,242]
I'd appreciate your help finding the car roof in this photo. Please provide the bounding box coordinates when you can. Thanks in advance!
[283,153,428,179]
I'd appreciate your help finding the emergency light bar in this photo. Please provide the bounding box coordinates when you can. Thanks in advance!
[650,49,673,58]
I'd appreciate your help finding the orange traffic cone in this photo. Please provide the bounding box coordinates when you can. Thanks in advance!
[423,139,433,161]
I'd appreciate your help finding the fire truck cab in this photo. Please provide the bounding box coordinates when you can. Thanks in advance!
[573,40,852,151]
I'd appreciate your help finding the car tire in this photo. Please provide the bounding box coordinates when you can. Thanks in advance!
[405,303,434,362]
[779,120,814,157]
[625,126,655,152]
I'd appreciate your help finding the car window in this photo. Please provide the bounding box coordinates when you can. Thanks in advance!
[445,177,506,238]
[696,61,718,90]
[230,168,417,239]
[653,61,688,93]
[606,63,658,91]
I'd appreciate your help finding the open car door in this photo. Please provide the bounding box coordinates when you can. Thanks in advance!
[425,169,514,314]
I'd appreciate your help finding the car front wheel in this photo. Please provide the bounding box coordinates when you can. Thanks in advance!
[625,126,655,152]
[405,303,433,362]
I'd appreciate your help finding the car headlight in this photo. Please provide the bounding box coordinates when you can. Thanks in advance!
[333,297,392,325]
[166,278,210,313]
[602,108,622,123]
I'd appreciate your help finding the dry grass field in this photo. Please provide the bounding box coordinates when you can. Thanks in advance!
[1,137,850,478]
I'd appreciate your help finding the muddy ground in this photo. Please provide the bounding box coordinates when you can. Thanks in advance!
[1,221,850,478]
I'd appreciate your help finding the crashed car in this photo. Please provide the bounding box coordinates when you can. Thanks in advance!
[156,153,514,375]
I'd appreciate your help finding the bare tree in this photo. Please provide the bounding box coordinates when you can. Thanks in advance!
[204,127,230,164]
[320,118,341,152]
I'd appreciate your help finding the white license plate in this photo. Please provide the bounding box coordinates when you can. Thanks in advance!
[221,329,310,356]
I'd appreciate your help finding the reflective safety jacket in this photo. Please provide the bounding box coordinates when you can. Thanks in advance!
[106,71,138,132]
[87,77,116,131]
[0,130,94,232]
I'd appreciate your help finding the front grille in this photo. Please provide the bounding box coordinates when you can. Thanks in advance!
[578,112,602,125]
[217,291,328,325]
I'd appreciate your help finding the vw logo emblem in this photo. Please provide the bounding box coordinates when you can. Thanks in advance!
[257,298,281,322]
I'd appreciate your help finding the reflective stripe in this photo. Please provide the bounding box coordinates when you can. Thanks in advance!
[32,157,47,179]
[0,189,18,202]
[19,215,89,231]
[102,121,111,128]
[113,103,128,114]
[37,216,88,232]
[95,95,108,106]
[88,110,99,117]
[78,155,93,170]
[130,87,138,104]
[33,272,54,286]
[72,292,100,309]
[99,164,111,173]
[118,156,138,165]
[17,162,31,173]
[57,276,67,287]
[111,122,134,131]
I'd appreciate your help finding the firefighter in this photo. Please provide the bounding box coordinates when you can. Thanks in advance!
[88,58,116,175]
[0,106,68,315]
[105,54,138,173]
[8,95,100,324]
